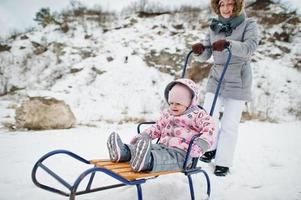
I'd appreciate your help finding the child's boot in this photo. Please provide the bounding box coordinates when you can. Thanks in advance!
[130,137,152,172]
[200,149,216,163]
[107,132,131,162]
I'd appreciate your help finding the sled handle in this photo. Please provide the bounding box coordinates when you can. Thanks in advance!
[181,46,211,78]
[209,47,232,116]
[181,46,232,117]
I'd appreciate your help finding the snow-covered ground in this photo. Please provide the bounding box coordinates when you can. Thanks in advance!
[0,121,300,200]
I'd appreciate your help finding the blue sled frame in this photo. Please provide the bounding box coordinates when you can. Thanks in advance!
[32,138,211,200]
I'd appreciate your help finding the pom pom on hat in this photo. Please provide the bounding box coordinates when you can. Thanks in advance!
[168,84,192,107]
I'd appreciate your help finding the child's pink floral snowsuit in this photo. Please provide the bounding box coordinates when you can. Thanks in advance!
[142,79,216,157]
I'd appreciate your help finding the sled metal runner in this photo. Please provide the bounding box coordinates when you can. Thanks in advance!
[32,47,232,200]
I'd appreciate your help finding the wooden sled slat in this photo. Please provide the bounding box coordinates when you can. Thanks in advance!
[90,159,178,181]
[111,167,132,173]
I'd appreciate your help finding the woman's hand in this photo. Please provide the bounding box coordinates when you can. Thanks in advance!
[212,39,230,51]
[192,43,205,55]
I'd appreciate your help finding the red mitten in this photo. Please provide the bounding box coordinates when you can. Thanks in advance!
[212,39,230,51]
[192,43,205,55]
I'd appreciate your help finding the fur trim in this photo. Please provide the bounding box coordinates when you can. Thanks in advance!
[211,0,244,16]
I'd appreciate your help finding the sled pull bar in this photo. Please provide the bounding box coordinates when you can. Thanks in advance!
[183,134,200,170]
[209,47,232,116]
[181,46,211,78]
[181,46,232,117]
[181,50,193,78]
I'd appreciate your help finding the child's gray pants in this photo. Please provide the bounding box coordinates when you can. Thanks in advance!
[150,144,190,172]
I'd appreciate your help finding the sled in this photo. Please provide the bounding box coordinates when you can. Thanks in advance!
[32,131,210,200]
[31,47,232,200]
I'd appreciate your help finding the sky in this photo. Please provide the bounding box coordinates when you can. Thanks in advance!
[0,0,206,38]
[1,0,300,39]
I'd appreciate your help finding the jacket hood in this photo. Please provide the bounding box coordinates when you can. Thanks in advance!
[211,0,244,16]
[164,78,199,108]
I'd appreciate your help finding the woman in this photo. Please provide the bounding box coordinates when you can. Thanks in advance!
[191,0,258,176]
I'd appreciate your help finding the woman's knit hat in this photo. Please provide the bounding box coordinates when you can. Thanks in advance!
[211,0,244,16]
[168,83,193,107]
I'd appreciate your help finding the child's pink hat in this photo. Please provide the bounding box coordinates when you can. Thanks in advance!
[168,83,192,107]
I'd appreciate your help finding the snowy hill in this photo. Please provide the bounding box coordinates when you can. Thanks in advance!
[0,0,301,130]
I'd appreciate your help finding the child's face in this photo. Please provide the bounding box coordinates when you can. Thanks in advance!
[169,102,187,116]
